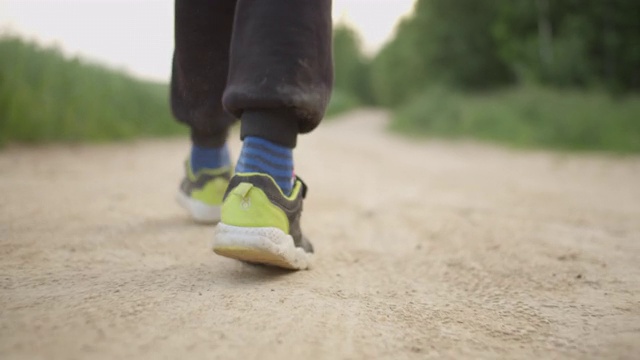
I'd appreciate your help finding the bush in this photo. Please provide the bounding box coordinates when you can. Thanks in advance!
[392,87,640,153]
[0,36,184,146]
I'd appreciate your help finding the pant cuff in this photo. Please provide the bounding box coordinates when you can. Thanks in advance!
[190,128,229,148]
[240,109,299,148]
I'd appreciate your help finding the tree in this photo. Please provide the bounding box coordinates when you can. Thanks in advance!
[332,24,373,104]
[495,0,640,91]
[370,0,516,106]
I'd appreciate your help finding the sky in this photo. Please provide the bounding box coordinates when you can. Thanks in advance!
[0,0,416,82]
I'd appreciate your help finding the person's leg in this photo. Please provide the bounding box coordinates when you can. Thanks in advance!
[213,0,333,269]
[172,0,237,223]
[223,0,333,194]
[171,0,237,170]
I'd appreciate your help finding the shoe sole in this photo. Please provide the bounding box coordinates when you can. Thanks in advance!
[213,224,312,270]
[176,191,221,224]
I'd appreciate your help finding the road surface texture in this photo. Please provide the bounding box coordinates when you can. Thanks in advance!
[1,110,639,359]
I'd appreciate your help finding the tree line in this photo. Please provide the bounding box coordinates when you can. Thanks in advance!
[333,0,640,107]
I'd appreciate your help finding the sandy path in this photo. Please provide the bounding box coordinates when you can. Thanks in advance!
[1,110,639,359]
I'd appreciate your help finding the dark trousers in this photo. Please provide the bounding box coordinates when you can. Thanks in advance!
[170,0,333,148]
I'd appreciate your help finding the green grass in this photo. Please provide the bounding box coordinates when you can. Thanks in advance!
[0,36,185,146]
[0,36,360,146]
[325,89,360,118]
[392,87,640,153]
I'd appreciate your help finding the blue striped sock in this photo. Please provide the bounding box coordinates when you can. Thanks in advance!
[236,136,294,195]
[190,143,231,173]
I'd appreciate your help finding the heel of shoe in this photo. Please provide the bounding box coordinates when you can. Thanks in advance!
[213,223,312,270]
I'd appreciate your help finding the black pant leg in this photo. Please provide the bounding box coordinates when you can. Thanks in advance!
[170,0,237,147]
[222,0,333,148]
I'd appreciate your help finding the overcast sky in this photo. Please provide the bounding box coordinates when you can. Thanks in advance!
[0,0,416,82]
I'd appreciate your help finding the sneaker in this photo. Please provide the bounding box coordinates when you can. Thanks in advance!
[176,160,232,224]
[213,173,314,270]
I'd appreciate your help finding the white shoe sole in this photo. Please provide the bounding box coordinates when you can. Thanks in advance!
[213,223,312,270]
[176,191,221,224]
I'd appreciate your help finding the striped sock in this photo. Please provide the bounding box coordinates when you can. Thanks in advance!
[190,143,231,173]
[236,136,294,195]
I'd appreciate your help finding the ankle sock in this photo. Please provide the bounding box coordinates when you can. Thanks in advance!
[190,143,231,174]
[235,136,294,195]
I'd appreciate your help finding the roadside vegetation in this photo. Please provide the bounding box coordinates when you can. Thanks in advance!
[0,36,184,145]
[3,0,640,153]
[334,0,640,153]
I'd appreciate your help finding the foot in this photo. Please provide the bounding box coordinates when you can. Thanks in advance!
[213,173,313,270]
[176,159,232,224]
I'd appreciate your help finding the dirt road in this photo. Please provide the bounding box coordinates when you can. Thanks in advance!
[1,110,639,359]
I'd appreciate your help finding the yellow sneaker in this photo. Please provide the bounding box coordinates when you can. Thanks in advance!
[213,173,313,270]
[176,159,231,224]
